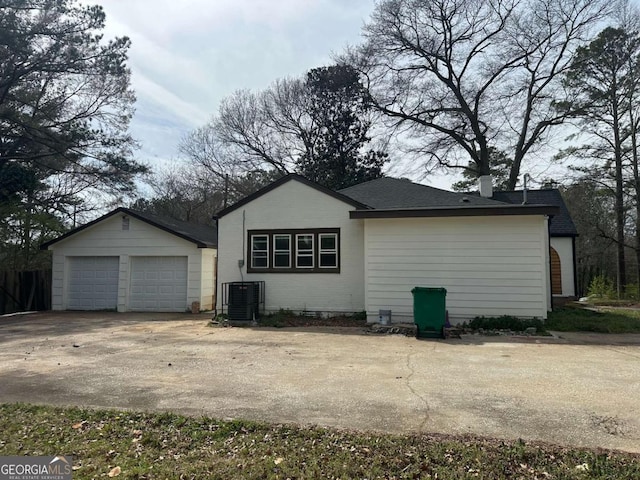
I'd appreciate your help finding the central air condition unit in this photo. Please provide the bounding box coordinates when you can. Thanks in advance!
[228,282,258,321]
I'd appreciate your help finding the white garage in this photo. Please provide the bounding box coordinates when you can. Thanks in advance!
[41,208,217,312]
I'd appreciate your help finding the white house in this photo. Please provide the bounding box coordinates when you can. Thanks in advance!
[492,190,578,298]
[216,174,565,324]
[41,208,217,312]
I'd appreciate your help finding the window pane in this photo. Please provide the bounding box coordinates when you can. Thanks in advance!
[274,235,290,250]
[252,252,267,268]
[297,235,313,250]
[320,234,336,250]
[274,252,290,268]
[320,253,337,268]
[251,235,268,268]
[297,255,313,267]
[252,236,267,251]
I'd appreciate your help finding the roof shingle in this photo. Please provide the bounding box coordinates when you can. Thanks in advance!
[41,207,217,249]
[491,190,577,236]
[338,177,507,208]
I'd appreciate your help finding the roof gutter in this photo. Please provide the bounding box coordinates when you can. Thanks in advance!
[349,204,559,219]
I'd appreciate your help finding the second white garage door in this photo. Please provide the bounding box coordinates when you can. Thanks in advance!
[129,256,188,312]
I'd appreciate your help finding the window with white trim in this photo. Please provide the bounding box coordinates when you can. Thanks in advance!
[250,234,268,268]
[296,234,314,268]
[273,234,291,268]
[246,229,340,273]
[319,233,338,268]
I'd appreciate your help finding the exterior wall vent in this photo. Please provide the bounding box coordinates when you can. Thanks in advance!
[122,216,130,231]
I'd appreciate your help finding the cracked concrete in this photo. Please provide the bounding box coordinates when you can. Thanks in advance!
[1,312,640,453]
[405,351,431,431]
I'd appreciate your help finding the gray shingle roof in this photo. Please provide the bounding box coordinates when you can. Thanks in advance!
[491,190,577,236]
[129,209,217,247]
[338,177,504,209]
[338,177,507,208]
[41,207,217,249]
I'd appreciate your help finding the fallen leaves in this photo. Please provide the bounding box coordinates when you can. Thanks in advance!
[2,405,639,480]
[107,466,121,477]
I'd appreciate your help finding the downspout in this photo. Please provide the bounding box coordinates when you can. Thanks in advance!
[240,210,245,283]
[212,215,219,314]
[572,236,578,298]
[547,218,553,312]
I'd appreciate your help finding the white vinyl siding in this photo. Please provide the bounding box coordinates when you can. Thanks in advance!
[364,216,549,323]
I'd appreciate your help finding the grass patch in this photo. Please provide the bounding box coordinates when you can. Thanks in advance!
[547,305,640,333]
[0,403,638,479]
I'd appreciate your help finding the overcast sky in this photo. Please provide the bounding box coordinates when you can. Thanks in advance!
[93,1,423,186]
[94,0,573,192]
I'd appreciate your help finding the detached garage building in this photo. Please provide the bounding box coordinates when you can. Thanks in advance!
[41,208,217,312]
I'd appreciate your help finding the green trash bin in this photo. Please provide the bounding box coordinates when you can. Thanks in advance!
[411,287,447,339]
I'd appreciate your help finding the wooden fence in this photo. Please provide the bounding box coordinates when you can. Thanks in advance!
[0,270,51,315]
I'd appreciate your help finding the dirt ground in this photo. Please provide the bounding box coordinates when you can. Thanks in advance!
[1,311,639,453]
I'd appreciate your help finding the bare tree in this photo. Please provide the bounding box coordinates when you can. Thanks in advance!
[210,79,315,175]
[179,66,389,190]
[344,0,610,188]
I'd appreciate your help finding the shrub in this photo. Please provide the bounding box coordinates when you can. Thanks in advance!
[624,283,640,301]
[352,311,367,321]
[467,315,544,332]
[588,274,616,299]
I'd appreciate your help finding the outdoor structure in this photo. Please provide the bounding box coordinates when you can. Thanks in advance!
[41,208,217,312]
[216,174,564,324]
[492,190,578,299]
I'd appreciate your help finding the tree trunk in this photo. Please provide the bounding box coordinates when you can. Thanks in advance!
[628,117,640,296]
[613,108,627,295]
[507,155,520,190]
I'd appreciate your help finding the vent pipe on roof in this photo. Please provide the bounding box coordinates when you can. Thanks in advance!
[478,175,493,198]
[522,173,530,204]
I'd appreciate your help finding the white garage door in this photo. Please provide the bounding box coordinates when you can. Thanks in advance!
[129,256,188,312]
[67,256,119,310]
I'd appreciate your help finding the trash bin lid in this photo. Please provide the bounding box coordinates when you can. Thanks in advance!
[411,286,447,294]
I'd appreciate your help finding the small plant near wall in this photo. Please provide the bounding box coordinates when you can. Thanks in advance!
[258,309,297,328]
[463,316,546,334]
[257,309,368,328]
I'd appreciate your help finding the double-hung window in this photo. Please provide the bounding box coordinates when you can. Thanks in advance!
[250,235,268,269]
[246,229,340,273]
[296,234,314,268]
[273,234,291,268]
[319,233,338,268]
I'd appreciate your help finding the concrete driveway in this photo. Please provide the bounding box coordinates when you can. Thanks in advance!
[1,312,639,453]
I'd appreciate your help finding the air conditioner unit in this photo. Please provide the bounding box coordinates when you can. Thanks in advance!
[228,282,258,321]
